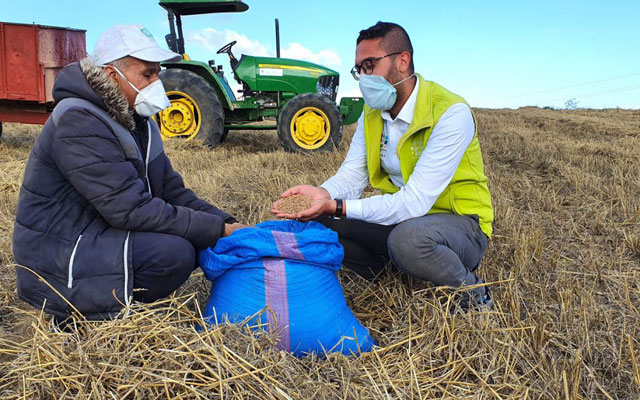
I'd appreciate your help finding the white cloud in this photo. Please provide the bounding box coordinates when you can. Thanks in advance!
[186,28,345,99]
[338,86,362,101]
[190,27,270,57]
[189,28,341,69]
[281,42,341,70]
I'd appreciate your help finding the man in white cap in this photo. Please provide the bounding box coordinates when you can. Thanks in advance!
[13,24,245,323]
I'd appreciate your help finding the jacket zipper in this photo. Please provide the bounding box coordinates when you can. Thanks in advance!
[120,120,151,313]
[67,234,83,289]
[123,231,131,312]
[145,121,152,195]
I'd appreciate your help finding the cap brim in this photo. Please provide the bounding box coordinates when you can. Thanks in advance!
[129,47,182,63]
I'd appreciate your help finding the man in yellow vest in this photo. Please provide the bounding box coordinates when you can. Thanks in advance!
[272,22,494,310]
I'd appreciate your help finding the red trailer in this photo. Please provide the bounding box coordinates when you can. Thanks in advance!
[0,22,86,136]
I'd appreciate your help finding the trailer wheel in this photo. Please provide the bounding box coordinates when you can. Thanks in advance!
[277,93,342,152]
[158,68,224,147]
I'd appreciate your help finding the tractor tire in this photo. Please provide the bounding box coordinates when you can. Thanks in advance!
[0,122,3,140]
[277,93,342,152]
[220,128,229,143]
[158,68,224,147]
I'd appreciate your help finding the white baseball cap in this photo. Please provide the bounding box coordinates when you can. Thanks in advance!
[93,24,182,66]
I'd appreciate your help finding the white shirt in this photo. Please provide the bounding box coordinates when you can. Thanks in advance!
[320,79,475,225]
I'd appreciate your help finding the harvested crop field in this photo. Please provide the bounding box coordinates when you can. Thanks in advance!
[0,107,639,399]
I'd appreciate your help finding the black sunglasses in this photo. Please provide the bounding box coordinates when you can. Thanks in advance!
[351,52,401,80]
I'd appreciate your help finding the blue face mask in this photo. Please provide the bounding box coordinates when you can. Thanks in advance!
[358,74,415,110]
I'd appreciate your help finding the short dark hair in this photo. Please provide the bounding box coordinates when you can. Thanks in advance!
[357,22,414,73]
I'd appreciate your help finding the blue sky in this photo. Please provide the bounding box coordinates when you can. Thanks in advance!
[3,0,639,109]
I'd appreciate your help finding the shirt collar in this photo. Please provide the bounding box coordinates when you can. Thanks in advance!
[381,76,419,124]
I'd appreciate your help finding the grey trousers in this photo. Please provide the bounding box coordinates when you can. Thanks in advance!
[318,213,489,299]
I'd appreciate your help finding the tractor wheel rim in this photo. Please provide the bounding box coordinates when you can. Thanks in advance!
[290,106,331,149]
[158,91,201,140]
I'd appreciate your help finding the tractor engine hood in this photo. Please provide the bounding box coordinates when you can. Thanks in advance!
[235,55,339,99]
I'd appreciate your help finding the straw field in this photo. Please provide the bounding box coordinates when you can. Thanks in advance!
[0,107,639,399]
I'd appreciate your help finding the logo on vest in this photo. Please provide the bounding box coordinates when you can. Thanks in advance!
[411,136,422,159]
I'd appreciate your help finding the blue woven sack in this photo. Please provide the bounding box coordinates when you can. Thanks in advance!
[198,220,375,356]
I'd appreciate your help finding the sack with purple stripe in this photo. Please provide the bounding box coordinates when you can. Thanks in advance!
[198,220,375,356]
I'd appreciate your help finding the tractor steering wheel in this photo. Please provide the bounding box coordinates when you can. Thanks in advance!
[216,40,237,55]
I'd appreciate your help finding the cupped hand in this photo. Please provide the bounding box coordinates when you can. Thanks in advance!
[271,185,332,220]
[294,197,333,221]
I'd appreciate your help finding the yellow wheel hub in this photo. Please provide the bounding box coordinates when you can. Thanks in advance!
[158,91,201,140]
[290,106,331,149]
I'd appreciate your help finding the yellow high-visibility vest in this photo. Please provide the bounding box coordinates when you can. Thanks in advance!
[363,74,494,237]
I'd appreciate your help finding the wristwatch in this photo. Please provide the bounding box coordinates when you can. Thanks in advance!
[333,199,343,219]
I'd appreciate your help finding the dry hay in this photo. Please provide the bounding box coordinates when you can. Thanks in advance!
[0,108,639,399]
[275,194,313,216]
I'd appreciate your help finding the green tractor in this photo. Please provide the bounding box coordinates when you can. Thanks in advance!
[157,0,363,152]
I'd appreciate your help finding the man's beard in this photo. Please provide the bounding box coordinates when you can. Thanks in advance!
[386,66,407,98]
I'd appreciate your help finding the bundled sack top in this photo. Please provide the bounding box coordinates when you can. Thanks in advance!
[198,220,375,356]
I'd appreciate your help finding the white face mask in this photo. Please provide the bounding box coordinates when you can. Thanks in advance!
[112,66,170,117]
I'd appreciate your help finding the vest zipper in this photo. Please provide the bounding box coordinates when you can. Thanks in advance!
[67,234,83,289]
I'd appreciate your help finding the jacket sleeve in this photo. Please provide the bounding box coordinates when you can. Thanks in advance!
[51,109,224,248]
[161,153,237,223]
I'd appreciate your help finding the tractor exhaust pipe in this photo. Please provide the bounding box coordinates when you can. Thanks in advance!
[275,18,281,108]
[275,18,280,58]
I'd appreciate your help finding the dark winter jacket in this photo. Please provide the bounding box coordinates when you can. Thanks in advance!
[13,58,235,320]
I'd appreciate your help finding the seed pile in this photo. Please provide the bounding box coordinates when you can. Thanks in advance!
[277,194,313,215]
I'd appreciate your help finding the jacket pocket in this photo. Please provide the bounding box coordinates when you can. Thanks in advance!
[67,234,83,289]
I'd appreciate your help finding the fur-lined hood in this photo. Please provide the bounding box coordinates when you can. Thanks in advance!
[52,57,135,130]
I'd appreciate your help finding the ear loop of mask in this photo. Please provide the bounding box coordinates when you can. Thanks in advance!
[392,73,416,87]
[109,65,141,94]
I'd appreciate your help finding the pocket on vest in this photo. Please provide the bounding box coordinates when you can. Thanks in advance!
[450,183,481,216]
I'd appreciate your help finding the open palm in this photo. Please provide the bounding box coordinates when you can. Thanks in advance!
[271,185,331,220]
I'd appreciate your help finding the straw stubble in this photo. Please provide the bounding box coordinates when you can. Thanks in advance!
[1,108,639,399]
